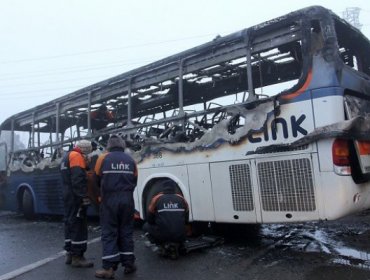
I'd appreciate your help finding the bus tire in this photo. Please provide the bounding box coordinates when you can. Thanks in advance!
[22,189,35,220]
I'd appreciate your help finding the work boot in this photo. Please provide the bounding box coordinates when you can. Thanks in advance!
[65,252,72,265]
[95,267,115,279]
[168,245,179,260]
[71,256,94,268]
[124,263,137,275]
[164,243,179,260]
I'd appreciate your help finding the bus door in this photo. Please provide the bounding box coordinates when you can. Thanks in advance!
[209,160,258,223]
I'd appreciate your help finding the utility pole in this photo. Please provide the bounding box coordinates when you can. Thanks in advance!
[342,7,362,30]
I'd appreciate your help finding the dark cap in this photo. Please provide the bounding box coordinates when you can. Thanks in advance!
[106,135,126,151]
[162,179,177,193]
[99,104,107,111]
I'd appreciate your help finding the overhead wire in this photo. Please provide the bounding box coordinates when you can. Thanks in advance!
[0,33,217,64]
[0,32,226,99]
[0,26,261,101]
[0,87,83,100]
[0,57,153,98]
[0,58,153,82]
[0,57,152,78]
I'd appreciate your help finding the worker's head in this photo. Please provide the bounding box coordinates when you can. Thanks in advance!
[107,135,126,151]
[76,139,92,155]
[162,179,177,194]
[99,104,107,111]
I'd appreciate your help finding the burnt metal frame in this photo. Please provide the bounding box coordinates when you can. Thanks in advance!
[1,6,367,155]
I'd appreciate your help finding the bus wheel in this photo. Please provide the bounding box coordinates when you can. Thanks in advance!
[22,189,35,220]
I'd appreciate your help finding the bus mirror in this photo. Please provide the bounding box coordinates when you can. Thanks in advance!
[0,143,7,172]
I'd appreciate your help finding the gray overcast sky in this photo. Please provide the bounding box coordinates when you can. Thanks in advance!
[0,0,369,125]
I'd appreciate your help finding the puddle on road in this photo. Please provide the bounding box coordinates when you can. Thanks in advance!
[260,223,370,270]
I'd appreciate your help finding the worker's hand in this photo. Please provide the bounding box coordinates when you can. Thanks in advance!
[81,197,91,206]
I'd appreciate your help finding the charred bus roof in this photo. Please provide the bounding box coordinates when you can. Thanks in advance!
[1,5,368,134]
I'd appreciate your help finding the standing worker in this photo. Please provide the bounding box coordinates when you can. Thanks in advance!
[60,140,94,268]
[94,135,138,278]
[143,180,189,259]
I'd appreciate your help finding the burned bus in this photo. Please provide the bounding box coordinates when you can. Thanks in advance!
[1,6,370,224]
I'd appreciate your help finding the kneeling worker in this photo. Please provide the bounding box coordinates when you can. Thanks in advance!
[143,180,189,257]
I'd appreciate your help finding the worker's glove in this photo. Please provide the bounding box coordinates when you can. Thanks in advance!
[81,197,91,206]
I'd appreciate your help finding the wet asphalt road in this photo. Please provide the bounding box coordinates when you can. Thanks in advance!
[1,210,370,280]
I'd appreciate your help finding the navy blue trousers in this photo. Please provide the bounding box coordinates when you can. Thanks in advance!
[100,192,135,269]
[63,189,88,256]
